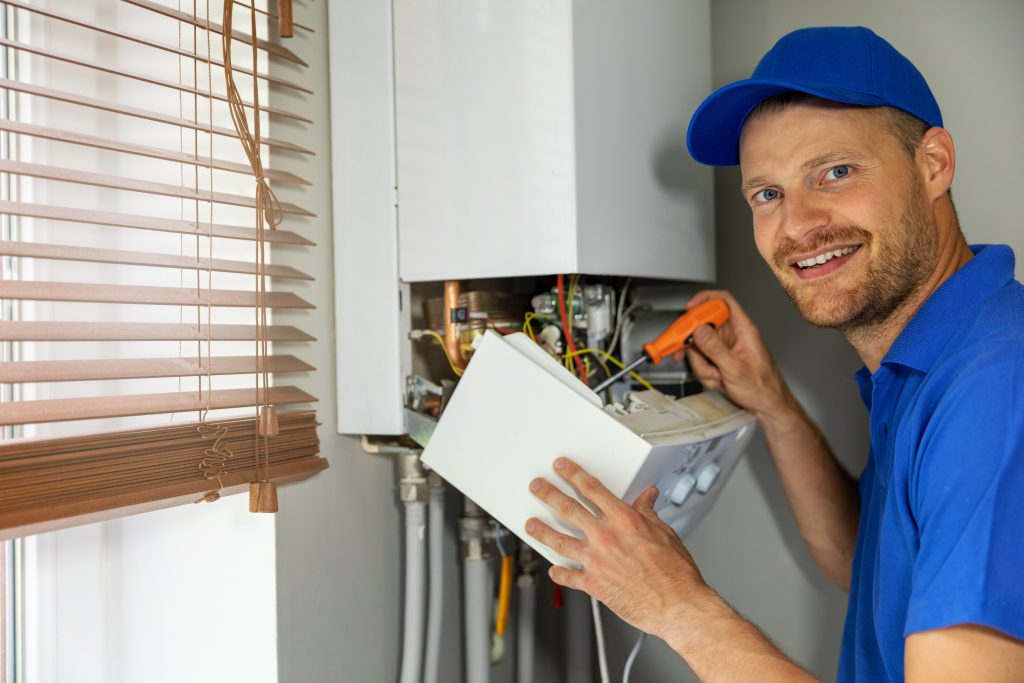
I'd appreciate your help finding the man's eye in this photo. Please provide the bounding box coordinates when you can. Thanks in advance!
[756,188,780,203]
[825,165,851,181]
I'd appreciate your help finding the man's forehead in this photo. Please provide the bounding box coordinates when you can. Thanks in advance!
[738,103,886,177]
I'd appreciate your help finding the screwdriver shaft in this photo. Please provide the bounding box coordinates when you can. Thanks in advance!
[592,354,648,395]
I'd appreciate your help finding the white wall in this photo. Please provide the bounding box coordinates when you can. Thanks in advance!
[605,1,1024,681]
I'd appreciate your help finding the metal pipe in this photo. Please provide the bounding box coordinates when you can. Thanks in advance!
[462,497,490,683]
[400,500,427,683]
[565,588,594,683]
[399,454,429,683]
[444,280,469,372]
[424,474,445,683]
[516,546,539,683]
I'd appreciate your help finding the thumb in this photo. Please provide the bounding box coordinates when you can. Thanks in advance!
[633,486,660,517]
[691,324,737,375]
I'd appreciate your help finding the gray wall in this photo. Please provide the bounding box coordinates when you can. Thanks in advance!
[272,2,1024,682]
[608,1,1024,681]
[269,3,403,681]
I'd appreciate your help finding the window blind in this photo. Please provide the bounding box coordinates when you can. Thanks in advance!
[0,0,326,539]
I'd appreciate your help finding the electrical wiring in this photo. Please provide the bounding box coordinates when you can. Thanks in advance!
[608,278,632,357]
[568,348,654,391]
[565,274,582,372]
[522,312,539,341]
[558,274,589,384]
[623,632,646,683]
[410,329,464,376]
[486,317,519,335]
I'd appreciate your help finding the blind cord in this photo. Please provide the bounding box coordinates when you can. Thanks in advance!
[223,0,281,503]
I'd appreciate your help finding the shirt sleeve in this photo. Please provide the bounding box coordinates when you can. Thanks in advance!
[905,342,1024,641]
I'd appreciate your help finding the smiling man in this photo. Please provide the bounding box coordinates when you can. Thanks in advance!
[526,26,1024,682]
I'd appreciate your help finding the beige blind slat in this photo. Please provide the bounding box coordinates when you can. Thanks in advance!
[0,355,315,383]
[0,38,312,124]
[0,79,314,155]
[0,321,316,342]
[121,0,308,67]
[0,201,315,245]
[0,385,317,426]
[2,0,314,95]
[0,240,314,279]
[1,281,314,308]
[0,120,311,185]
[0,159,315,216]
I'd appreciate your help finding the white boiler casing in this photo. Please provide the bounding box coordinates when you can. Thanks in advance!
[393,0,715,282]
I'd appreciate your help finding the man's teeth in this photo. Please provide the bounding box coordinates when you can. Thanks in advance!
[796,245,860,269]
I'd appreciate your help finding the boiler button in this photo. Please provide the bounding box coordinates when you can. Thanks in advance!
[695,462,721,494]
[669,473,697,506]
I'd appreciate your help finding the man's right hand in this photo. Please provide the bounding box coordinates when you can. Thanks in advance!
[682,292,860,589]
[681,290,792,425]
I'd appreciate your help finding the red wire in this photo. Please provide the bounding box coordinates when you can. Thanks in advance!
[557,273,588,386]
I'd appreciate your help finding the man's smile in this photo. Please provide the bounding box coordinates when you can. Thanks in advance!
[790,244,862,280]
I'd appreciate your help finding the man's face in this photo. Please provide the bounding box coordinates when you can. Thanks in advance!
[738,101,937,332]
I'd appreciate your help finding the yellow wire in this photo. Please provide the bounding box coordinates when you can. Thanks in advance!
[495,555,514,637]
[522,312,538,341]
[418,329,464,377]
[589,352,611,380]
[568,347,654,391]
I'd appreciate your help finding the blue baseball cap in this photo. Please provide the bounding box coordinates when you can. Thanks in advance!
[686,26,943,166]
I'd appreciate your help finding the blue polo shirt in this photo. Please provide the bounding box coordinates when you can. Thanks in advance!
[837,244,1024,682]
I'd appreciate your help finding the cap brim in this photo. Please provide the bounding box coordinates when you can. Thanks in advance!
[685,79,889,166]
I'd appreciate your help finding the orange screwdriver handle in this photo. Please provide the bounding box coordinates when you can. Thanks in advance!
[642,299,730,365]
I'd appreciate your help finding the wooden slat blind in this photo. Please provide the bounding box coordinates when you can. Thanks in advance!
[0,411,325,540]
[0,0,325,534]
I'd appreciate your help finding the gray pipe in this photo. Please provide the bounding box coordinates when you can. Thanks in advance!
[516,577,536,683]
[565,588,593,683]
[424,479,445,683]
[399,501,427,683]
[464,557,491,683]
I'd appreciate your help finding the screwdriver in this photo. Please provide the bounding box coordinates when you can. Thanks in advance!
[591,299,730,395]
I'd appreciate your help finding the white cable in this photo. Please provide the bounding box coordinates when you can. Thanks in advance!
[622,632,646,683]
[607,278,632,357]
[591,597,611,683]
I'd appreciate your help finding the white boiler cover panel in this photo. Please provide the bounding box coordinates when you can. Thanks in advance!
[422,332,756,567]
[393,0,578,280]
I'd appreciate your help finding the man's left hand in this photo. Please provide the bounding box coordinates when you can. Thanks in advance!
[526,456,712,639]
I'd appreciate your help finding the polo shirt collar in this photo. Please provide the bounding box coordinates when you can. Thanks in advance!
[882,244,1015,373]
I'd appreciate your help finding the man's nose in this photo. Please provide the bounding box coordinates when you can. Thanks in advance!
[780,190,830,242]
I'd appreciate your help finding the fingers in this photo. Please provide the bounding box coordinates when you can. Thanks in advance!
[685,347,722,388]
[548,565,585,590]
[690,324,739,377]
[632,486,660,519]
[551,457,620,514]
[530,475,597,529]
[525,517,584,560]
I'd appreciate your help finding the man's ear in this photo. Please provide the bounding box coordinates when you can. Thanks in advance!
[918,127,955,201]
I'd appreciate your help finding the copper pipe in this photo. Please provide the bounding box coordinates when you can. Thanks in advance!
[443,281,469,372]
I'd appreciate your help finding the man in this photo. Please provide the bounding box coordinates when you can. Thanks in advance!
[526,26,1024,681]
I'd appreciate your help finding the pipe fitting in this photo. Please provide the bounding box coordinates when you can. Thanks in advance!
[516,545,539,589]
[398,452,429,503]
[460,498,490,562]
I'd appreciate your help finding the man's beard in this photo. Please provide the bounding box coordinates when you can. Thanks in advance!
[771,187,937,334]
